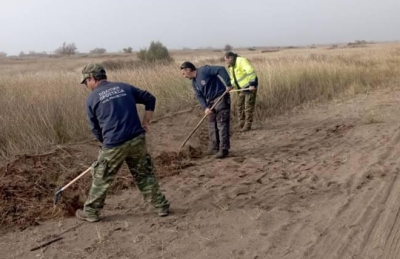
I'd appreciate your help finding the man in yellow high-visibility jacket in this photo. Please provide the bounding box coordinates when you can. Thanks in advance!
[225,52,258,131]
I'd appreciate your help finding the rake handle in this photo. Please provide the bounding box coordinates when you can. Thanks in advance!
[30,237,63,251]
[180,91,229,149]
[56,167,92,195]
[179,88,251,149]
[229,88,251,93]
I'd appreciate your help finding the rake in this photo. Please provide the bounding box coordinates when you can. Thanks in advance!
[54,166,92,205]
[180,88,249,149]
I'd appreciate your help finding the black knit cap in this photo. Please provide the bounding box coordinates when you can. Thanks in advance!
[180,61,196,70]
[225,51,236,58]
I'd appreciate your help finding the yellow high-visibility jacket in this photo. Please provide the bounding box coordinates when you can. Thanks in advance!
[227,56,257,89]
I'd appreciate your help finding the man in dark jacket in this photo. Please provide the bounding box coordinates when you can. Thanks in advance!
[180,61,233,159]
[75,63,170,222]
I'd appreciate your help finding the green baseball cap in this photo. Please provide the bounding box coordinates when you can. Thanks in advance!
[80,63,106,84]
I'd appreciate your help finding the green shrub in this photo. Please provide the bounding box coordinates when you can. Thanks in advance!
[137,41,173,63]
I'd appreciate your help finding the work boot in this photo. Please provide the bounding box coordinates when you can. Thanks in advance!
[215,149,229,159]
[206,148,219,155]
[241,124,251,132]
[75,209,100,222]
[158,207,170,217]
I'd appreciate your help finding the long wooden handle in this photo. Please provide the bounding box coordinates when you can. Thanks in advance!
[180,91,229,149]
[30,237,63,251]
[179,115,208,149]
[179,88,251,149]
[59,167,92,193]
[230,88,250,92]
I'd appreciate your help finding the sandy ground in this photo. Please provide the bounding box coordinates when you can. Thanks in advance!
[2,87,400,259]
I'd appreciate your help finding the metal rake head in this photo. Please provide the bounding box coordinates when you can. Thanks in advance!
[54,187,63,205]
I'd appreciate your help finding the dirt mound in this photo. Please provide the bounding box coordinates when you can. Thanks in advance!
[0,149,132,229]
[155,145,202,178]
[0,144,203,229]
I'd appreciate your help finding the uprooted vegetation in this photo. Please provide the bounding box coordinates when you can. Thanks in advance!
[0,144,203,229]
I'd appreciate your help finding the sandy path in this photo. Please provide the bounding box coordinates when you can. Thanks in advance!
[2,87,400,259]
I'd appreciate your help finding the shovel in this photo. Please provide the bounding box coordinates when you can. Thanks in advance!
[54,166,92,205]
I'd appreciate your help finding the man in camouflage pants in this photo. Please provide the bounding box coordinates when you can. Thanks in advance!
[236,89,257,131]
[75,63,170,222]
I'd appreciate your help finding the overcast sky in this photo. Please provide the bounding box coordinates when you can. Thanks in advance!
[0,0,399,55]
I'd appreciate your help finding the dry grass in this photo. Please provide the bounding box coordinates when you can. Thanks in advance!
[1,43,400,157]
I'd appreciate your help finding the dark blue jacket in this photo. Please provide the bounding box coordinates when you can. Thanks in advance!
[85,80,155,148]
[191,65,232,109]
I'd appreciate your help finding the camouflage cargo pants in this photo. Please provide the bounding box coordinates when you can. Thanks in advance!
[208,95,231,151]
[84,134,169,217]
[237,90,257,128]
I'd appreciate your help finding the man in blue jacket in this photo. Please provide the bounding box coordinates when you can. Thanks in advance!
[75,63,170,222]
[180,61,233,159]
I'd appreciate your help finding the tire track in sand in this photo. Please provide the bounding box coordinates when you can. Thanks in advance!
[303,127,400,259]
